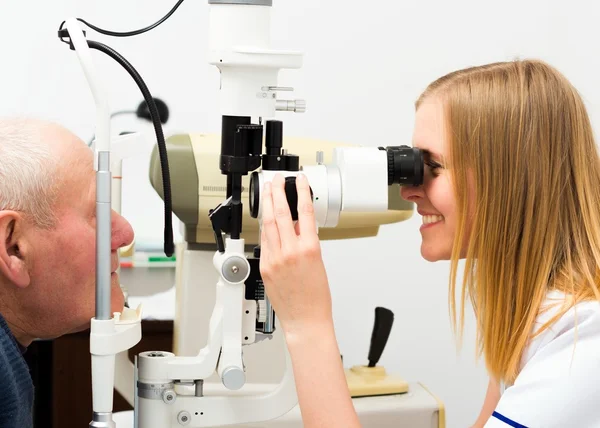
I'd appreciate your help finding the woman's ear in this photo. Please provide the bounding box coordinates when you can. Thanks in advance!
[0,211,31,288]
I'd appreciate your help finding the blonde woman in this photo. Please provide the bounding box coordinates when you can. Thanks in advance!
[259,59,600,428]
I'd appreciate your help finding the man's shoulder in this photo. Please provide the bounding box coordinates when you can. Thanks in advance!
[0,321,24,377]
[0,317,34,427]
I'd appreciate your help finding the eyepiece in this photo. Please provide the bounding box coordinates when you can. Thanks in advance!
[384,146,423,186]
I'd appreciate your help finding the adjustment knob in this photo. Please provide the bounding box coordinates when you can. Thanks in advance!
[293,99,306,113]
[276,99,306,113]
[222,366,246,390]
[283,176,313,221]
[316,151,324,165]
[285,177,300,221]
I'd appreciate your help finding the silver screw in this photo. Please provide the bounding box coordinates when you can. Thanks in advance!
[178,411,191,425]
[162,390,176,404]
[231,266,239,274]
[316,151,324,165]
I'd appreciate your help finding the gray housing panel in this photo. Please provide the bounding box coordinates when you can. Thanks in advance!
[208,0,272,5]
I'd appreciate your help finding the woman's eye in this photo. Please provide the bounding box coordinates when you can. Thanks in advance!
[425,160,442,176]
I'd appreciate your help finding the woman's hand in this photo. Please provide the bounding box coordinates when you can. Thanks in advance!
[259,173,333,335]
[258,173,362,428]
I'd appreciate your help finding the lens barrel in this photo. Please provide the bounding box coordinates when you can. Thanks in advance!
[384,146,423,186]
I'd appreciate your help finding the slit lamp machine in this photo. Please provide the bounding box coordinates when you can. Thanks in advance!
[57,1,446,427]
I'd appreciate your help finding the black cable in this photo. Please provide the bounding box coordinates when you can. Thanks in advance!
[56,2,183,256]
[59,0,186,39]
[86,40,175,257]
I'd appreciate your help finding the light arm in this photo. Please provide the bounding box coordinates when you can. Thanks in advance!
[64,19,110,156]
[471,377,501,428]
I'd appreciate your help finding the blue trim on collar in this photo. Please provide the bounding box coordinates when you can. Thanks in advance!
[492,411,528,428]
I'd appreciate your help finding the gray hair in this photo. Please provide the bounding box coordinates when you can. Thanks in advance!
[0,118,60,228]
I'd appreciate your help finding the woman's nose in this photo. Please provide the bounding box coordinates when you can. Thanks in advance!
[400,184,424,202]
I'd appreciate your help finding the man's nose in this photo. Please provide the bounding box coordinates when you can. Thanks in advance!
[111,210,135,251]
[400,184,424,202]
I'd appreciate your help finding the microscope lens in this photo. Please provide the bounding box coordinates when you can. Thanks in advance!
[386,146,424,186]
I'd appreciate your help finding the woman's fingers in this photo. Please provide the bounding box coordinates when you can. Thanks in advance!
[271,174,298,245]
[260,181,281,250]
[296,173,318,238]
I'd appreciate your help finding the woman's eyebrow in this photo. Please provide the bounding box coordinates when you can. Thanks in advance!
[421,148,442,160]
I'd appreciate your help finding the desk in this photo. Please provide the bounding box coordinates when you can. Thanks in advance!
[111,382,444,428]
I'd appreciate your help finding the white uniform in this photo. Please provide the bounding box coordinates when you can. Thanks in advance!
[484,290,600,428]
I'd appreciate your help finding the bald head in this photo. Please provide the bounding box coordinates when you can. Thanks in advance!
[0,117,88,228]
[0,118,134,345]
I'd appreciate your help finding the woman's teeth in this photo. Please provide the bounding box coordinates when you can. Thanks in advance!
[423,215,444,225]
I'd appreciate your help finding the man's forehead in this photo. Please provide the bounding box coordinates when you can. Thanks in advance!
[45,125,95,198]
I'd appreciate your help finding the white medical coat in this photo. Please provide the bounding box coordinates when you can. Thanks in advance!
[484,290,600,428]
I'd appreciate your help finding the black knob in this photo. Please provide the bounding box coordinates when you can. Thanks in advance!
[285,176,300,221]
[284,176,314,221]
[368,307,394,367]
[265,120,283,156]
[136,98,169,124]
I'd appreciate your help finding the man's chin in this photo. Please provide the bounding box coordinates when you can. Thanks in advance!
[110,277,126,311]
[67,322,92,335]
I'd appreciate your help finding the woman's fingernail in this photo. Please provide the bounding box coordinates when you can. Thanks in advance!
[297,173,306,181]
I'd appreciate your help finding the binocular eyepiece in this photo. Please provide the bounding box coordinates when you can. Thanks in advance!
[383,145,424,187]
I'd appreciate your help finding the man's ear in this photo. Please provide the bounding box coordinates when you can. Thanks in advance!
[0,211,31,288]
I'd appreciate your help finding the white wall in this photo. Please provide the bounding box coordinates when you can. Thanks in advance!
[3,0,600,426]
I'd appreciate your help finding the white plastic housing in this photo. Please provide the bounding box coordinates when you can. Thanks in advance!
[64,18,110,161]
[332,147,389,212]
[109,132,145,406]
[208,4,303,117]
[136,237,299,426]
[256,167,342,228]
[137,341,298,427]
[213,238,249,388]
[254,147,389,228]
[90,306,142,412]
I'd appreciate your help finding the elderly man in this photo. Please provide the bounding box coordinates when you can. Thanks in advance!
[0,118,134,427]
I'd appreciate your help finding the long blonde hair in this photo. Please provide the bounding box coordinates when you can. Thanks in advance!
[417,59,600,384]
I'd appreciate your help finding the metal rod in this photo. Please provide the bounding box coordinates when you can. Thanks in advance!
[263,296,274,334]
[96,151,112,320]
[90,412,116,428]
[195,380,204,397]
